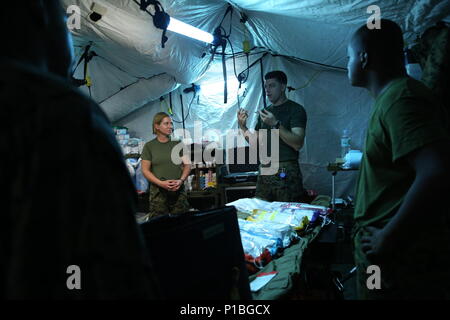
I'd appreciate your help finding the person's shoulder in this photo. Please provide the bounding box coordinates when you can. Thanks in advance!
[404,77,434,100]
[144,138,158,147]
[169,138,185,147]
[381,77,435,113]
[286,100,306,112]
[384,77,429,99]
[286,99,304,107]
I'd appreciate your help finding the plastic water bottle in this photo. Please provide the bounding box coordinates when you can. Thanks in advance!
[340,129,351,159]
[405,48,422,80]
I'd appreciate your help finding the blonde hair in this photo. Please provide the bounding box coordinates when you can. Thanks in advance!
[152,112,171,134]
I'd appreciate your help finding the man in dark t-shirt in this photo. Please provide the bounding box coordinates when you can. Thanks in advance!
[237,71,307,202]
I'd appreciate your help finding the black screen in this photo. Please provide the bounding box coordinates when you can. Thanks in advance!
[139,206,252,300]
[226,146,259,174]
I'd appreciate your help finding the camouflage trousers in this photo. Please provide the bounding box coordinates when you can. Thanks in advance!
[354,225,450,300]
[255,161,306,202]
[148,184,190,217]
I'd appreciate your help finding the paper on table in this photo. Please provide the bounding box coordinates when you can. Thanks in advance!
[250,271,278,292]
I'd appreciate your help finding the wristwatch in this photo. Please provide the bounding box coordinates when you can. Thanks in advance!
[272,120,280,129]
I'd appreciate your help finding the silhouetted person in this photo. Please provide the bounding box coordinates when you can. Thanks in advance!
[0,1,155,298]
[348,19,450,299]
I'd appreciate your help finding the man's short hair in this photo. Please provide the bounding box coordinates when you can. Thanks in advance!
[353,19,405,68]
[264,71,287,85]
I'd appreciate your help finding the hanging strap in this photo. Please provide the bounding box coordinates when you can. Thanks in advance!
[168,92,173,115]
[222,42,228,104]
[70,43,92,86]
[136,0,169,48]
[260,58,266,109]
[179,94,186,138]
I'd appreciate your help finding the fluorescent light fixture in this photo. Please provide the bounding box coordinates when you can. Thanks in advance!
[167,17,214,44]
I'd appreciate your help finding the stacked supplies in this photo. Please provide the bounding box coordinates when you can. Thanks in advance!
[113,126,145,155]
[227,198,329,274]
[238,219,298,258]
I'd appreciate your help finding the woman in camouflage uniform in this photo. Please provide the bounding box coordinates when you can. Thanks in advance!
[141,112,191,218]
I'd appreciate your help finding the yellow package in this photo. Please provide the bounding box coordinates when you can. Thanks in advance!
[247,209,309,230]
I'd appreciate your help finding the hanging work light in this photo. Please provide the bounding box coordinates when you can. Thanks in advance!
[135,0,231,103]
[136,0,216,47]
[168,18,214,44]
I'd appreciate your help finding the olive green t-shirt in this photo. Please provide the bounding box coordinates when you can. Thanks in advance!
[255,100,307,163]
[141,138,185,180]
[354,77,450,229]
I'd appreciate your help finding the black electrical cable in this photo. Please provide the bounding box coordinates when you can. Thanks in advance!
[227,5,233,38]
[218,4,233,36]
[71,43,98,91]
[134,0,169,47]
[212,4,236,105]
[237,52,269,84]
[260,58,266,109]
[245,52,250,82]
[169,91,173,114]
[171,92,195,123]
[70,43,98,96]
[226,37,239,81]
[214,51,267,60]
[221,41,227,104]
[97,80,140,105]
[180,94,185,133]
[71,43,91,77]
[272,53,347,71]
[184,92,196,121]
[97,72,166,105]
[96,55,157,80]
[226,40,251,85]
[214,47,266,57]
[220,47,347,72]
[210,25,229,104]
[228,49,346,84]
[133,0,155,16]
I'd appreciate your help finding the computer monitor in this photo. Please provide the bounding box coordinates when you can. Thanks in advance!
[139,206,252,300]
[226,146,259,174]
